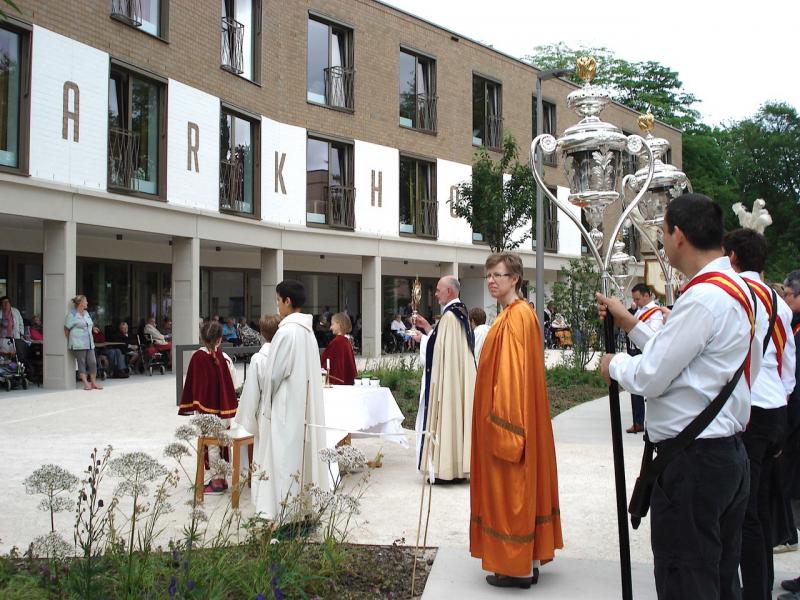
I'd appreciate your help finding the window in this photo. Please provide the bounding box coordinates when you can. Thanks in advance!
[472,75,502,149]
[664,147,673,166]
[532,97,557,166]
[306,136,355,229]
[399,156,437,238]
[307,15,354,110]
[110,0,167,38]
[221,0,261,81]
[108,65,165,196]
[0,22,28,173]
[399,48,436,132]
[220,106,259,216]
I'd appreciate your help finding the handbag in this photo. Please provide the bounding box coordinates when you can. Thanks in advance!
[629,284,770,529]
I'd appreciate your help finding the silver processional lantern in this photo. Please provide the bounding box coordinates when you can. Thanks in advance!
[530,56,656,600]
[623,112,692,304]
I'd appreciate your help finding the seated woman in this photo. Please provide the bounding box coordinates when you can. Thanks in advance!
[92,325,128,377]
[320,312,357,385]
[222,318,240,345]
[29,315,44,341]
[108,322,139,371]
[143,316,172,365]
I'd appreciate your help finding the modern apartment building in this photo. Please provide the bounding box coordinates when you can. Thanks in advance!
[0,0,681,388]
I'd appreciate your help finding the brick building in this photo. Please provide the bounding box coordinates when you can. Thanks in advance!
[0,0,681,388]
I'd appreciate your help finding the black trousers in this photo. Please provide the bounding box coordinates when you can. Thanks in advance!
[651,435,749,600]
[741,405,787,600]
[628,348,644,425]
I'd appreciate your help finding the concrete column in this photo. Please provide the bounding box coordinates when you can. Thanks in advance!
[361,255,382,357]
[43,220,76,389]
[260,248,284,316]
[172,237,200,363]
[440,261,459,279]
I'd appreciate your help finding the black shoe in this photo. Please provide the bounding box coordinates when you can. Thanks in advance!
[782,578,800,593]
[486,573,535,589]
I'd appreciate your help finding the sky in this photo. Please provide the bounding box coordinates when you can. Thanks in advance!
[383,0,798,126]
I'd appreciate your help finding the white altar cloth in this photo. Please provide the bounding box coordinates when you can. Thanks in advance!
[322,385,408,448]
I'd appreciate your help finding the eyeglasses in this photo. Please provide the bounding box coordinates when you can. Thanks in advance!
[485,273,513,281]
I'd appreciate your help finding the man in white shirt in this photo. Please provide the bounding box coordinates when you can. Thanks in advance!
[469,307,491,365]
[724,228,796,600]
[626,283,665,433]
[598,194,762,600]
[411,276,476,482]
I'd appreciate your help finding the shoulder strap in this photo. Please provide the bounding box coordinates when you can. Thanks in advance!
[744,278,780,358]
[639,282,757,486]
[638,306,660,323]
[794,322,800,337]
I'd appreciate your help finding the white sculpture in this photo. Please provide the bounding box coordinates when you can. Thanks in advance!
[732,198,773,234]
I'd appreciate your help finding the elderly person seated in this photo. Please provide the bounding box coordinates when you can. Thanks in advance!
[108,322,139,371]
[221,317,240,345]
[92,325,129,378]
[29,315,43,341]
[238,317,261,347]
[143,316,172,366]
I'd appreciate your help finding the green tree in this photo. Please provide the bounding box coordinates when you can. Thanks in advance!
[450,133,536,253]
[525,43,700,130]
[551,258,602,370]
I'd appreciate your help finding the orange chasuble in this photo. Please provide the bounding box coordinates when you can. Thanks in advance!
[470,299,563,576]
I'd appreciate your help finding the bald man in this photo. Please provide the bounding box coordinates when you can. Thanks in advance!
[412,276,476,482]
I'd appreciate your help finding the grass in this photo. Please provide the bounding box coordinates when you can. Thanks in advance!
[361,358,607,425]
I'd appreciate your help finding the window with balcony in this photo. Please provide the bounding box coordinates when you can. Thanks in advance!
[532,97,557,166]
[307,15,354,111]
[108,65,164,196]
[221,0,261,81]
[110,0,167,38]
[219,107,258,216]
[306,136,355,229]
[399,156,437,238]
[399,48,436,132]
[472,75,502,149]
[542,189,559,253]
[0,22,29,173]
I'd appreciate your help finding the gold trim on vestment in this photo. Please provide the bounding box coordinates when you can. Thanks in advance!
[489,412,525,437]
[471,509,561,544]
[179,401,238,416]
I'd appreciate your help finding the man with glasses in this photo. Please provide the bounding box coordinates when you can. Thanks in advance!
[411,275,475,483]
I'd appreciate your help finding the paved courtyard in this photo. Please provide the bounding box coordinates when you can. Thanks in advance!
[1,371,796,598]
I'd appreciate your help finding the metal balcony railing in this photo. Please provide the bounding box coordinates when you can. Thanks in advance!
[486,113,503,149]
[108,127,141,191]
[417,198,438,238]
[415,93,437,132]
[110,0,142,27]
[326,185,356,229]
[219,158,247,213]
[220,16,245,75]
[324,65,355,110]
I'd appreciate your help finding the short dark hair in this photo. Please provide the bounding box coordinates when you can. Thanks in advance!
[631,283,652,296]
[723,228,767,273]
[785,270,800,297]
[664,193,723,251]
[469,307,487,326]
[276,279,306,309]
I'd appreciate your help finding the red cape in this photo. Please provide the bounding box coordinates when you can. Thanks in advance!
[178,349,238,417]
[320,335,357,385]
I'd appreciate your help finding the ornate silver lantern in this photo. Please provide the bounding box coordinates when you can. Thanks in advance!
[531,56,655,296]
[530,57,656,600]
[623,113,692,303]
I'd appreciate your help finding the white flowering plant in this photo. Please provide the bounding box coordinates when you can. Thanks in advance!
[23,464,79,534]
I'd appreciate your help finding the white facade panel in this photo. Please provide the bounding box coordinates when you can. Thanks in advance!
[28,26,108,190]
[166,80,220,212]
[436,159,473,244]
[261,116,306,226]
[354,140,399,237]
[557,185,582,257]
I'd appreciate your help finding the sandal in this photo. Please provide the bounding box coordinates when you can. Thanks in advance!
[203,481,226,495]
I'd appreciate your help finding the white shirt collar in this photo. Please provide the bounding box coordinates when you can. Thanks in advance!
[279,312,313,331]
[739,270,762,283]
[693,255,732,279]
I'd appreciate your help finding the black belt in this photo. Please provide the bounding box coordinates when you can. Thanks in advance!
[654,433,740,454]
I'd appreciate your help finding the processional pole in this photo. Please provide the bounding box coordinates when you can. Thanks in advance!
[530,56,656,600]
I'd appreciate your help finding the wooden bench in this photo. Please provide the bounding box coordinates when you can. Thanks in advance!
[195,433,254,509]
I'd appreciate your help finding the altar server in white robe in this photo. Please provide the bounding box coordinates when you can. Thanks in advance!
[234,281,330,519]
[412,276,476,482]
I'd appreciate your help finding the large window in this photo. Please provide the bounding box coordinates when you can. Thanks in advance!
[220,106,259,216]
[221,0,261,81]
[108,65,164,196]
[399,156,437,238]
[307,15,354,110]
[399,48,436,132]
[0,23,28,172]
[532,97,557,166]
[110,0,167,38]
[472,75,502,149]
[306,136,355,229]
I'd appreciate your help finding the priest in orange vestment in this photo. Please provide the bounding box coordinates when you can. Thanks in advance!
[470,251,563,589]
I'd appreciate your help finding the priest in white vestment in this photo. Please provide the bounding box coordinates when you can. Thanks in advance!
[412,276,476,482]
[234,282,330,520]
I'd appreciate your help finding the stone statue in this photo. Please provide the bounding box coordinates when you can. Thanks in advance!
[732,198,772,234]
